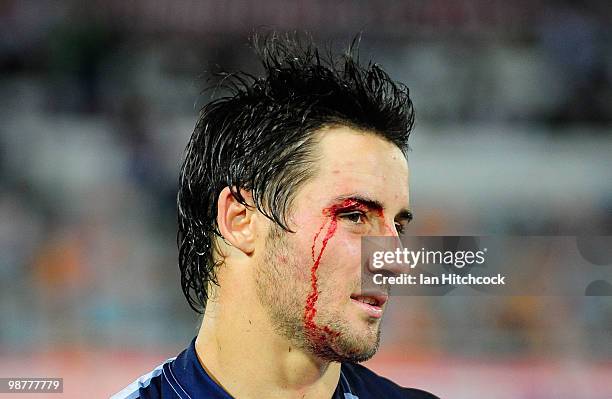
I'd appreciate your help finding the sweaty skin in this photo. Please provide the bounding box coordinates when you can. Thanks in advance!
[305,198,398,346]
[195,125,411,399]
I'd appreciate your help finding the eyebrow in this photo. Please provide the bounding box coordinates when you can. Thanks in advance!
[331,194,413,222]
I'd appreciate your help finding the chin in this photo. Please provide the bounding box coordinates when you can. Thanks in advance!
[333,330,381,363]
[313,318,381,363]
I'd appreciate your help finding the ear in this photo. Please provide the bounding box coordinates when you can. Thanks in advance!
[216,187,256,255]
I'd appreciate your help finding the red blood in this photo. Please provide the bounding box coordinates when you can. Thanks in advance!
[323,199,366,217]
[304,199,362,342]
[311,220,328,262]
[377,209,396,236]
[303,199,393,344]
[304,216,337,335]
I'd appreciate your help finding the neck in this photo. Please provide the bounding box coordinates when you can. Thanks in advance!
[194,289,340,399]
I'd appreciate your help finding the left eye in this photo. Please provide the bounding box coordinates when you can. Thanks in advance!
[339,211,366,224]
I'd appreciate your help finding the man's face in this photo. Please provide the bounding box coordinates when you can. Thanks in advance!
[255,125,411,362]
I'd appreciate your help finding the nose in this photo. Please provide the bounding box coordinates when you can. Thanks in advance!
[359,234,404,295]
[363,232,405,276]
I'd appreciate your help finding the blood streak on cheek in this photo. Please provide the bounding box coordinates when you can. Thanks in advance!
[304,199,394,343]
[311,220,327,262]
[304,199,361,342]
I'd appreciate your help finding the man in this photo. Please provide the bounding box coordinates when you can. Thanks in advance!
[112,34,438,399]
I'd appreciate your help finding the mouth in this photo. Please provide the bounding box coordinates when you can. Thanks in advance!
[350,292,388,319]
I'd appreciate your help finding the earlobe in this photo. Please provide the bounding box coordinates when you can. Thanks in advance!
[216,187,256,255]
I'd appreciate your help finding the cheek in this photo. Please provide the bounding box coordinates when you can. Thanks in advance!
[341,236,362,259]
[323,235,362,281]
[283,226,335,283]
[282,240,314,282]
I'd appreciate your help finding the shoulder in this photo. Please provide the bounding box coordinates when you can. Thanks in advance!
[110,357,176,399]
[111,337,233,399]
[341,362,440,399]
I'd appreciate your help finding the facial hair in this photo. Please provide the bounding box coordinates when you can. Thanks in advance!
[254,225,381,363]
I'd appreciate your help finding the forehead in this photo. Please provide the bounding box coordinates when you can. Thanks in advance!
[303,125,410,208]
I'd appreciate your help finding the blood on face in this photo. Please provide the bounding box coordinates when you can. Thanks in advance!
[303,198,391,343]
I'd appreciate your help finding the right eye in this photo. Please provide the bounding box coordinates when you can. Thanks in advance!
[338,211,366,225]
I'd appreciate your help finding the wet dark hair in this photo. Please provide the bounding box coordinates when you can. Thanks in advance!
[177,34,415,313]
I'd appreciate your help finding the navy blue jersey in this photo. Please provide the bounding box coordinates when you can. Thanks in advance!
[111,338,438,399]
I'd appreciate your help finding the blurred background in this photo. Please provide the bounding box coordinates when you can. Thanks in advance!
[1,1,611,398]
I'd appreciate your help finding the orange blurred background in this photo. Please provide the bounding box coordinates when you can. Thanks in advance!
[1,1,611,398]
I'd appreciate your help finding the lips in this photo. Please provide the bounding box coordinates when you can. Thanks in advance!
[350,292,388,318]
[350,294,387,307]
